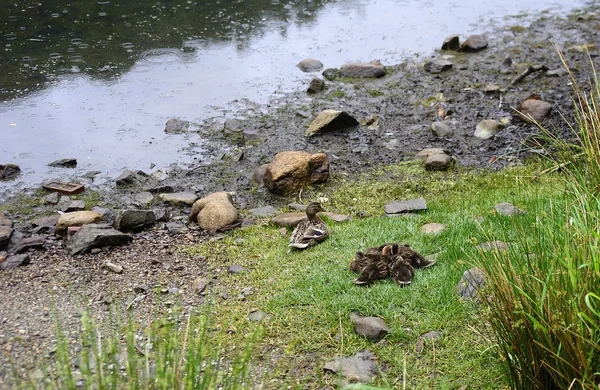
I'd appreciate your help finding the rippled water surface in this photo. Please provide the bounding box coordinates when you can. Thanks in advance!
[0,0,585,192]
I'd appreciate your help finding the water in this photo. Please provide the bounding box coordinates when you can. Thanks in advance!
[0,0,585,195]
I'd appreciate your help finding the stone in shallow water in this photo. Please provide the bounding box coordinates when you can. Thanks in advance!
[339,63,386,78]
[441,34,460,50]
[460,34,488,52]
[307,77,325,93]
[296,58,323,72]
[48,158,77,168]
[0,164,21,181]
[164,118,189,134]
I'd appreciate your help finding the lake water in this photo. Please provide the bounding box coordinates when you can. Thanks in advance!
[0,0,585,195]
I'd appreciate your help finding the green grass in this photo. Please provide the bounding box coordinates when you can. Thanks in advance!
[182,162,565,388]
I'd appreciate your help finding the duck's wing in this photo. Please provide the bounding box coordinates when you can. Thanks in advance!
[354,261,389,285]
[289,221,306,244]
[302,225,327,239]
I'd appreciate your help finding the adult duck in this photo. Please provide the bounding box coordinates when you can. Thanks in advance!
[289,202,329,249]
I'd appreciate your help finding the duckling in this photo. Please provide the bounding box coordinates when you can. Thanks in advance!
[349,246,382,273]
[397,244,435,269]
[353,244,398,285]
[289,202,329,249]
[390,255,415,285]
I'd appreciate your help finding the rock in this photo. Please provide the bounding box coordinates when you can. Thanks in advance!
[165,222,187,234]
[477,240,510,252]
[421,223,446,235]
[339,63,386,78]
[68,224,132,255]
[248,309,271,322]
[441,34,460,50]
[516,96,552,123]
[546,68,568,77]
[460,35,488,52]
[222,119,245,146]
[424,58,453,73]
[321,212,350,223]
[31,215,59,234]
[500,57,513,74]
[263,151,329,195]
[104,262,123,274]
[248,206,278,218]
[56,196,72,211]
[0,251,5,263]
[424,153,455,171]
[113,210,156,231]
[133,192,154,208]
[153,208,170,222]
[193,277,211,294]
[474,119,504,140]
[495,202,526,216]
[43,192,60,205]
[322,68,339,80]
[9,235,45,254]
[146,185,174,194]
[385,198,427,214]
[296,58,324,72]
[115,170,150,187]
[483,84,501,93]
[457,267,487,299]
[0,164,21,180]
[288,203,307,211]
[0,254,30,270]
[91,207,114,225]
[251,164,269,185]
[415,331,443,353]
[306,110,358,137]
[190,192,239,231]
[56,211,104,234]
[350,313,390,341]
[0,217,13,249]
[323,350,378,383]
[62,200,85,213]
[164,118,189,134]
[48,158,77,168]
[158,192,198,206]
[42,181,85,195]
[228,264,250,274]
[271,212,307,227]
[431,121,453,137]
[415,148,449,161]
[307,77,325,93]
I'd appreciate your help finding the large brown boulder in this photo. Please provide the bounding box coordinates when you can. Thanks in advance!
[263,151,330,195]
[190,192,239,231]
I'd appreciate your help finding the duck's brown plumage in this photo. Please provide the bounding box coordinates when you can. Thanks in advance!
[390,256,415,285]
[353,244,398,285]
[289,202,329,249]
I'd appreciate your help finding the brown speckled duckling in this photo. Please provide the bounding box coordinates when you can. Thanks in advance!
[289,202,329,249]
[390,256,415,285]
[353,244,398,285]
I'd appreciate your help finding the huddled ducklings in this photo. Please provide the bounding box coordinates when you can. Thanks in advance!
[289,202,329,250]
[350,243,433,285]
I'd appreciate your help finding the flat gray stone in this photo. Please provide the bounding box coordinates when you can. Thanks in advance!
[158,192,198,206]
[43,192,60,205]
[9,234,46,254]
[248,310,271,322]
[457,267,487,299]
[0,254,30,270]
[461,35,488,52]
[424,58,453,73]
[68,224,132,255]
[193,277,211,294]
[115,170,150,187]
[323,350,378,383]
[350,313,390,341]
[64,200,85,212]
[415,148,449,161]
[414,331,443,353]
[477,240,510,252]
[164,118,189,134]
[495,202,526,216]
[424,153,454,171]
[104,262,123,274]
[421,223,446,235]
[297,58,324,72]
[165,222,187,234]
[248,206,278,218]
[385,198,427,214]
[229,264,250,274]
[271,212,307,228]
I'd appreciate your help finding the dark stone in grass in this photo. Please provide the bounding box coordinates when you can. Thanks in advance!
[323,350,378,383]
[384,198,427,214]
[494,202,526,216]
[248,309,271,322]
[456,267,487,300]
[228,264,250,274]
[414,331,443,353]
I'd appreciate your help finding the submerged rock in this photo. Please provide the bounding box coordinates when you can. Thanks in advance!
[441,34,460,50]
[164,118,189,134]
[460,35,488,52]
[296,58,323,72]
[48,158,77,168]
[307,77,325,94]
[0,164,21,181]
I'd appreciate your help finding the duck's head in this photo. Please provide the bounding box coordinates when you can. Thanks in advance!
[306,202,324,220]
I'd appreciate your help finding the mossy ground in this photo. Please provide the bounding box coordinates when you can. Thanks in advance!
[181,160,565,388]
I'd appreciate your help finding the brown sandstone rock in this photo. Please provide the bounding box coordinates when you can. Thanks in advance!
[56,211,104,234]
[263,151,329,195]
[190,192,239,231]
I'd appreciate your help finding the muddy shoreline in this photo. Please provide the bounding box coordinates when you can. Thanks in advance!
[1,4,600,385]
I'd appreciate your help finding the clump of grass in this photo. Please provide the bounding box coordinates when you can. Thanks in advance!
[476,50,600,389]
[23,305,261,389]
